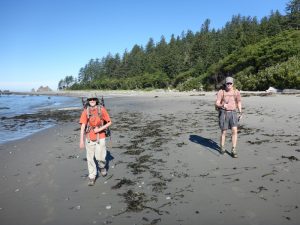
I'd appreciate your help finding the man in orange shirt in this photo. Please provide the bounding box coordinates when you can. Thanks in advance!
[215,77,242,158]
[79,93,112,186]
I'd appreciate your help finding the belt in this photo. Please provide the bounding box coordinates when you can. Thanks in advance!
[221,109,236,112]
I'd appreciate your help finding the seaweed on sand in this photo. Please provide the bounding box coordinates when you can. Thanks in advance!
[120,190,146,212]
[124,148,145,155]
[250,186,268,194]
[247,139,271,145]
[117,190,162,215]
[111,178,135,189]
[127,155,152,174]
[12,109,80,122]
[281,155,299,161]
[238,125,258,135]
[152,181,167,192]
[123,139,145,155]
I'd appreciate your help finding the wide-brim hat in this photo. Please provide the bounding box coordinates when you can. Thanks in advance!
[87,93,99,100]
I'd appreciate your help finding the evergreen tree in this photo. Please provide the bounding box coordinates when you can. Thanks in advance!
[286,0,300,29]
[66,1,298,91]
[126,44,145,77]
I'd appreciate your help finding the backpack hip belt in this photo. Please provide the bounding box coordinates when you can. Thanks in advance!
[85,125,101,144]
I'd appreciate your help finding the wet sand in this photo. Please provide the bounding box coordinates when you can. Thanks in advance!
[0,92,299,225]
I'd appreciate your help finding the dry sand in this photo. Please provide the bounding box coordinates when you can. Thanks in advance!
[0,92,299,225]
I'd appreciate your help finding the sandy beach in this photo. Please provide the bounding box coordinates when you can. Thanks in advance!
[0,92,299,225]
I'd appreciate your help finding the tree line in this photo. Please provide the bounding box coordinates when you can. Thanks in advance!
[59,0,300,91]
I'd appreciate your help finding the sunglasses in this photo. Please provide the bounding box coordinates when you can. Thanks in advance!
[88,98,97,101]
[226,83,233,85]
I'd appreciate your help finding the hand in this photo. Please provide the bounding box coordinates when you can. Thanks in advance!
[93,127,101,133]
[95,126,105,133]
[238,113,243,121]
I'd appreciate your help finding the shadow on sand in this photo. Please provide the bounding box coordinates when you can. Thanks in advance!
[105,150,114,170]
[94,150,115,177]
[189,135,220,155]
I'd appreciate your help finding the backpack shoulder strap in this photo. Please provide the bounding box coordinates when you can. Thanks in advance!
[234,89,239,99]
[86,105,103,120]
[86,106,90,119]
[97,105,102,118]
[85,105,102,133]
[233,89,239,105]
[221,90,225,102]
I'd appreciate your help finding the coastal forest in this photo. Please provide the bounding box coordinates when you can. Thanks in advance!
[59,0,300,91]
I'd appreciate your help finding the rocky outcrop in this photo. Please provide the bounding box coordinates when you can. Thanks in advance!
[0,90,11,94]
[36,86,52,92]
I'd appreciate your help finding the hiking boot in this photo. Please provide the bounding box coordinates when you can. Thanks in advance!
[88,178,95,186]
[231,148,237,158]
[220,146,226,155]
[100,168,107,177]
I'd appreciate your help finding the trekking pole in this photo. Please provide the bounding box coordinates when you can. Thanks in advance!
[107,135,112,150]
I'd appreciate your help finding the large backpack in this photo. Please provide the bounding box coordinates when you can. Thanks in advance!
[82,96,111,138]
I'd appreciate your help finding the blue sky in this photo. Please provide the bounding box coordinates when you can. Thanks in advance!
[0,0,288,91]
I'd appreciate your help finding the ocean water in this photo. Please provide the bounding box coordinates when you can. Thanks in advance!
[0,94,81,144]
